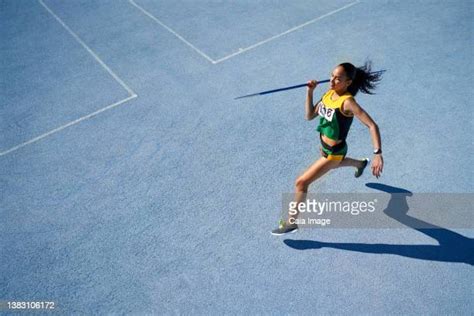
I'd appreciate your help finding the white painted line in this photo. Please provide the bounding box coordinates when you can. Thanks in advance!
[0,94,137,157]
[128,0,359,64]
[0,1,139,157]
[128,0,216,64]
[213,0,360,64]
[39,0,137,96]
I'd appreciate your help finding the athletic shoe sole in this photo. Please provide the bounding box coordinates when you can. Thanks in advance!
[355,158,370,178]
[271,227,299,236]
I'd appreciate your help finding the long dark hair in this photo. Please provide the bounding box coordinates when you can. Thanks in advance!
[339,61,382,96]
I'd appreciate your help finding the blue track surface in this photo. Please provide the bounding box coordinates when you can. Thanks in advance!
[1,0,473,314]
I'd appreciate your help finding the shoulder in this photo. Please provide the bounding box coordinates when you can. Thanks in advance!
[341,96,361,115]
[343,96,357,106]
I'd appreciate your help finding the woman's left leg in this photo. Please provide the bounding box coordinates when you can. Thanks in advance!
[338,157,365,168]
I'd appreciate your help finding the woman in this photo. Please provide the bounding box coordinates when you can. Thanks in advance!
[272,61,384,235]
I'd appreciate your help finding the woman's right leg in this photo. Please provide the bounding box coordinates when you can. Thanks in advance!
[288,156,341,223]
[272,156,341,235]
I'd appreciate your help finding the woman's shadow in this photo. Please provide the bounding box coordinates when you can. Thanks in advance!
[284,183,474,265]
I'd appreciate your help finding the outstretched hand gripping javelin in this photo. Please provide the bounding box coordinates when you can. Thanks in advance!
[234,70,386,100]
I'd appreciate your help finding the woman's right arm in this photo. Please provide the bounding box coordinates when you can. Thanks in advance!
[305,80,319,120]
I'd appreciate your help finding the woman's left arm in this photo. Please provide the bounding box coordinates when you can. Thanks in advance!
[343,98,384,178]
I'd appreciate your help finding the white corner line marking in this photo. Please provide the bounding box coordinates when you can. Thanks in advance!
[39,0,137,96]
[213,0,360,64]
[128,0,217,64]
[129,0,359,64]
[0,95,138,157]
[0,1,139,157]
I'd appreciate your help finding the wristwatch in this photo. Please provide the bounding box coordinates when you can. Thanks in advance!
[373,148,382,155]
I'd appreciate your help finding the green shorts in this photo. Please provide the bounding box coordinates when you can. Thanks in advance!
[320,134,347,161]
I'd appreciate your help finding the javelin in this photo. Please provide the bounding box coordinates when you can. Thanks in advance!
[234,70,386,100]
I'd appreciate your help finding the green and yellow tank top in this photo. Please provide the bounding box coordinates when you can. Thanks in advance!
[316,90,354,141]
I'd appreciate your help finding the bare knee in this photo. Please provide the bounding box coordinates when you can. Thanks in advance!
[295,177,310,192]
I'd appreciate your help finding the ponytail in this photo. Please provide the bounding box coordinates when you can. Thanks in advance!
[339,60,382,96]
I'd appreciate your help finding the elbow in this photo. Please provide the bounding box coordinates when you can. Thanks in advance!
[305,115,314,121]
[368,122,378,131]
